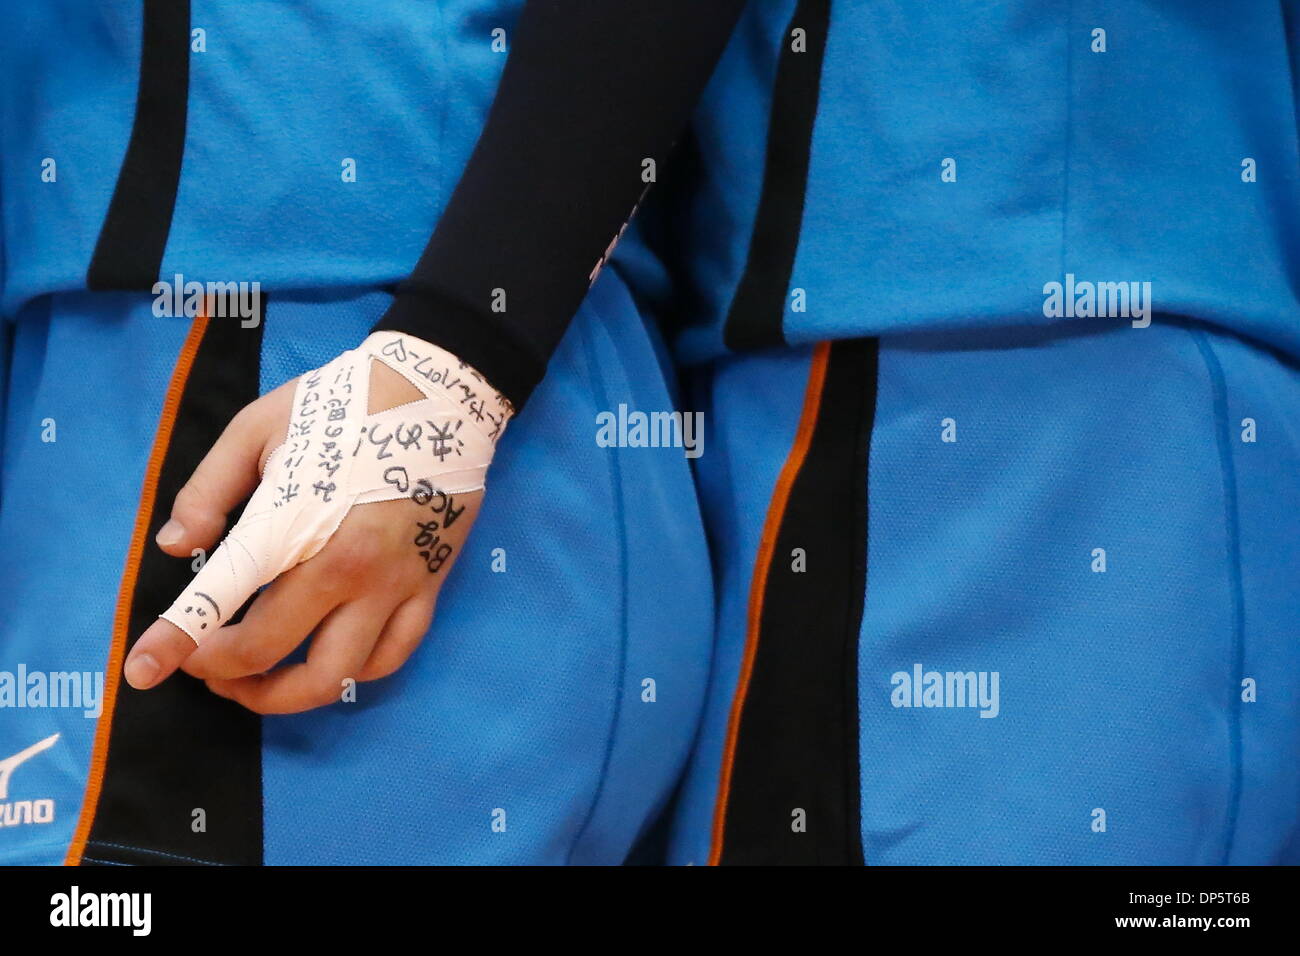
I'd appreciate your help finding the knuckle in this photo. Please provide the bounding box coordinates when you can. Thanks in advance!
[305,677,341,710]
[328,538,383,578]
[172,486,225,539]
[227,640,270,675]
[172,483,206,518]
[357,659,395,683]
[229,401,265,434]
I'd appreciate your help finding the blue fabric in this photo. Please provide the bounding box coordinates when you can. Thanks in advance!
[670,319,1300,865]
[0,273,712,865]
[0,1,144,312]
[0,0,523,314]
[664,1,1300,366]
[5,0,1297,867]
[0,0,716,866]
[256,276,713,865]
[663,345,815,866]
[0,294,188,866]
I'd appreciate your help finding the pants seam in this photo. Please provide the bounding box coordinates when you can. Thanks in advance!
[563,308,631,865]
[1191,327,1245,865]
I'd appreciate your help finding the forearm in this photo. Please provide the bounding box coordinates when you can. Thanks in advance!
[375,0,747,408]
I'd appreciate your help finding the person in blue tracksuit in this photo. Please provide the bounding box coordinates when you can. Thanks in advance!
[0,1,740,866]
[626,0,1300,865]
[4,0,1299,868]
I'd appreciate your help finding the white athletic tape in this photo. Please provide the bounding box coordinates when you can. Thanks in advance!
[160,331,511,644]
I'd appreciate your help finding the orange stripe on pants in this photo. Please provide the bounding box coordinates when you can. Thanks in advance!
[708,342,831,865]
[65,314,210,866]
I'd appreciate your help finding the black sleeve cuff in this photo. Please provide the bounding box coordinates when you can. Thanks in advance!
[375,287,546,410]
[373,0,746,411]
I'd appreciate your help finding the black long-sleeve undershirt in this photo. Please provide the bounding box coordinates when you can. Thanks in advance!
[373,0,746,409]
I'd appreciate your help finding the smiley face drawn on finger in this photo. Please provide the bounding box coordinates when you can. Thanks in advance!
[181,591,222,631]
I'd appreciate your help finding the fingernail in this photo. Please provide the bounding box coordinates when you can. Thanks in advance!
[157,519,185,548]
[124,653,161,690]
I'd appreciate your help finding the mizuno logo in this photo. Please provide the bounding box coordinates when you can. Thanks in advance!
[0,733,59,800]
[0,733,59,829]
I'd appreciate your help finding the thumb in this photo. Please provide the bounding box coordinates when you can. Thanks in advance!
[126,505,276,689]
[124,618,202,690]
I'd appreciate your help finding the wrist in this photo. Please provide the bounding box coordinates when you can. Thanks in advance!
[358,330,515,445]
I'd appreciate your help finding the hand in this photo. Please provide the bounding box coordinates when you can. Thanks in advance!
[123,360,484,714]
